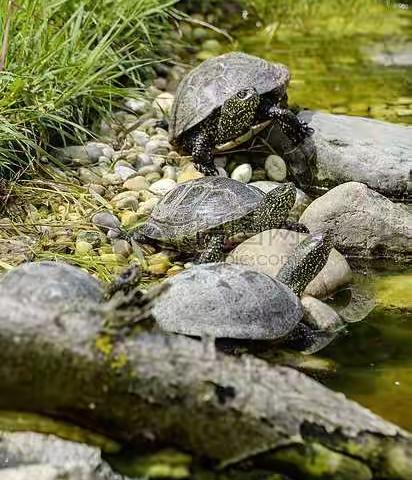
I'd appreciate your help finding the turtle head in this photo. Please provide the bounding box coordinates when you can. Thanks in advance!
[217,87,260,143]
[277,231,334,296]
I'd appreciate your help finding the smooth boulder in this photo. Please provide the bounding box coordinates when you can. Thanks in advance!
[227,229,352,299]
[300,182,412,260]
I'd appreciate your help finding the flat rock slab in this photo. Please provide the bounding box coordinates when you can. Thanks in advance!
[227,229,352,299]
[300,181,412,260]
[300,111,412,199]
[265,111,411,199]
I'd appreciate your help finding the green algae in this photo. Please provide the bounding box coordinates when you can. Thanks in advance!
[0,410,120,454]
[375,272,412,310]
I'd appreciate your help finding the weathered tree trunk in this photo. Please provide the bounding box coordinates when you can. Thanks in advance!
[0,262,411,479]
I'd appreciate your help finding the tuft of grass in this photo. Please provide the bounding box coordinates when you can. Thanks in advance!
[0,0,177,176]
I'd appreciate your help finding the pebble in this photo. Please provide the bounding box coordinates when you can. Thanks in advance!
[154,77,168,90]
[120,210,140,228]
[129,129,150,147]
[192,27,208,41]
[77,230,105,248]
[145,172,162,184]
[162,165,177,180]
[146,252,171,275]
[137,165,161,176]
[107,229,121,240]
[92,211,120,231]
[123,175,149,192]
[177,164,204,183]
[101,173,123,186]
[145,139,170,155]
[136,153,154,167]
[112,239,132,258]
[75,240,94,256]
[88,142,114,161]
[110,191,140,210]
[79,167,102,185]
[88,184,106,196]
[265,154,287,182]
[114,164,138,181]
[124,98,149,113]
[201,39,221,52]
[152,92,175,116]
[136,197,159,215]
[138,189,156,202]
[100,253,121,264]
[149,178,177,196]
[98,156,111,168]
[231,163,252,183]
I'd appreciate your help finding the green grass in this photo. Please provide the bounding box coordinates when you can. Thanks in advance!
[0,0,177,176]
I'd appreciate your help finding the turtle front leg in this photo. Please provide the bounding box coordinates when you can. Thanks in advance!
[184,130,218,176]
[282,220,309,233]
[259,100,314,146]
[197,231,225,263]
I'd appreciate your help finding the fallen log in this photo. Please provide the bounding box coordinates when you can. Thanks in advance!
[0,262,410,479]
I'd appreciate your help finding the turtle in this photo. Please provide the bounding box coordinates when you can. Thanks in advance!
[132,177,308,263]
[169,51,313,176]
[150,232,335,345]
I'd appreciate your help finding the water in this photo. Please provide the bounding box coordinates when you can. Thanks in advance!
[229,4,412,122]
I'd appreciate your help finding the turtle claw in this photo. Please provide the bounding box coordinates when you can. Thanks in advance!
[290,119,314,146]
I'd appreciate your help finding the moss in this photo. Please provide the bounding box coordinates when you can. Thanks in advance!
[375,273,412,310]
[108,448,192,479]
[262,442,372,480]
[110,351,129,370]
[0,410,120,454]
[95,334,114,357]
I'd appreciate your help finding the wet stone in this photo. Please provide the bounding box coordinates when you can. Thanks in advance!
[231,163,252,183]
[91,212,120,231]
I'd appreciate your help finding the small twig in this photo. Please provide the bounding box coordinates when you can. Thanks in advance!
[0,1,17,72]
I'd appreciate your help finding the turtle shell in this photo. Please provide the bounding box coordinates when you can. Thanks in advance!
[152,263,303,340]
[169,51,290,142]
[141,177,264,241]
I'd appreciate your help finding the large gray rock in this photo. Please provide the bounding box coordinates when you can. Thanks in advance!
[0,262,411,478]
[265,111,411,199]
[0,431,128,480]
[300,182,412,260]
[227,229,352,299]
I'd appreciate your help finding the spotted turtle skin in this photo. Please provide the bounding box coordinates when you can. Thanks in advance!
[136,177,299,261]
[169,52,313,176]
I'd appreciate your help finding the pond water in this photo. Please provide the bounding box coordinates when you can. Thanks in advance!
[226,2,412,432]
